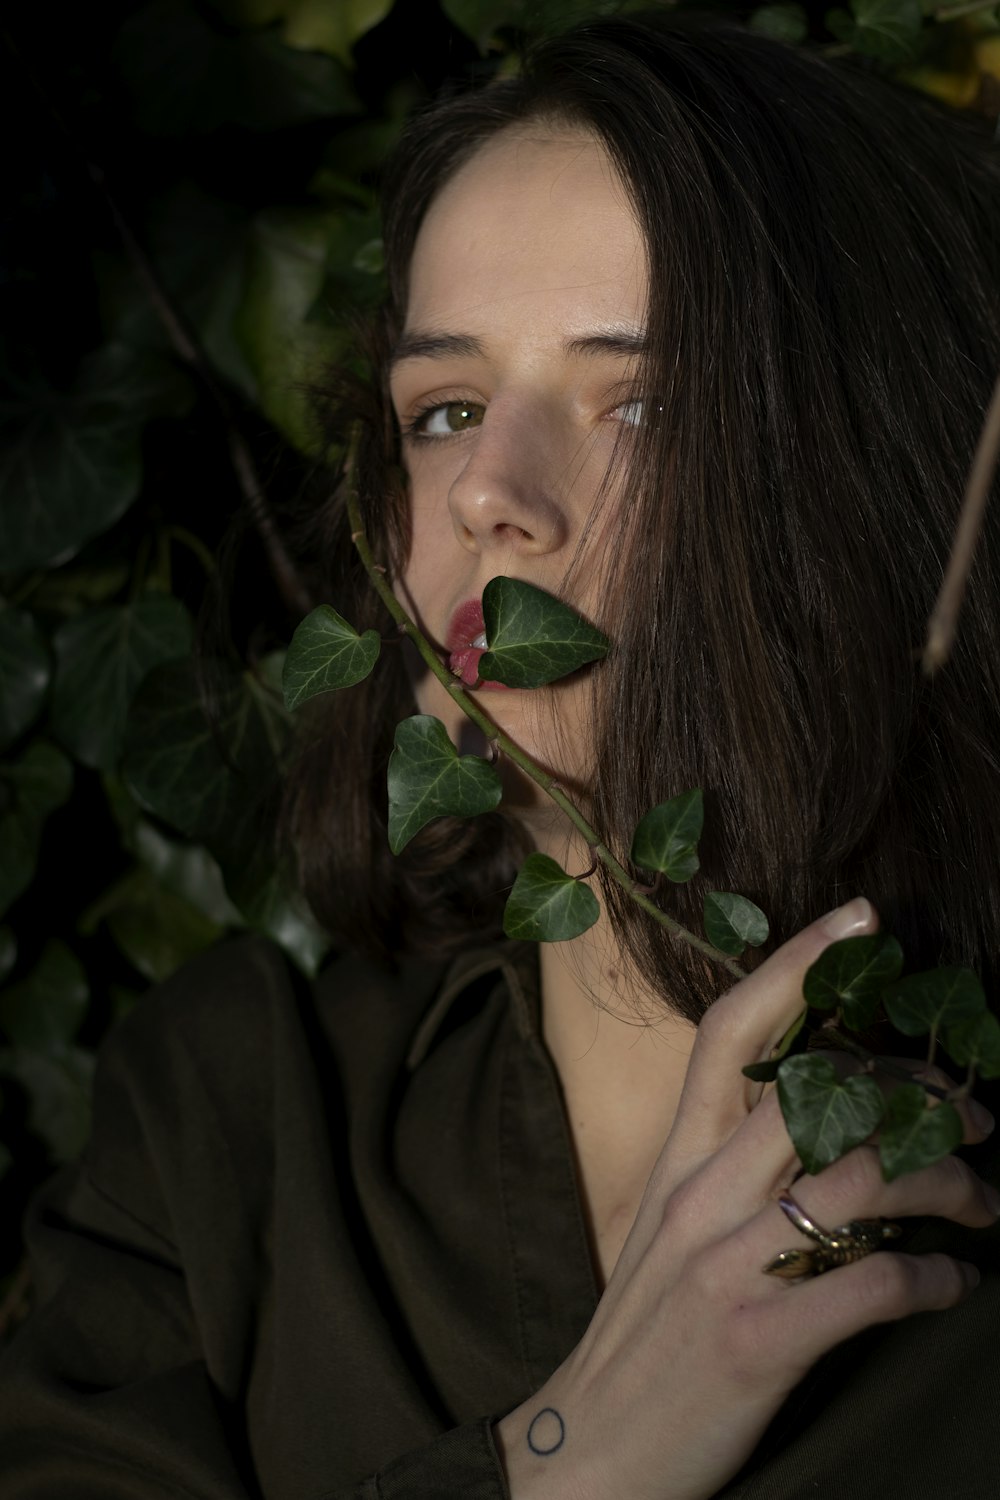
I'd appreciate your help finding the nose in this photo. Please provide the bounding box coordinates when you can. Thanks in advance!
[447,403,569,557]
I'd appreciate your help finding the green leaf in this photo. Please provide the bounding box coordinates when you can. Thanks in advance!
[777,1054,885,1174]
[742,1006,810,1082]
[0,609,51,754]
[802,932,903,1029]
[283,605,380,708]
[122,660,288,866]
[0,354,142,573]
[0,743,74,919]
[629,790,703,882]
[879,1084,963,1182]
[945,1011,1000,1080]
[132,821,243,927]
[825,0,923,64]
[742,1058,783,1083]
[750,3,809,43]
[386,715,502,854]
[96,183,257,401]
[0,940,88,1054]
[883,966,986,1039]
[113,0,359,137]
[51,599,194,770]
[704,891,769,957]
[478,577,611,689]
[236,208,348,452]
[441,0,525,50]
[211,0,394,64]
[111,877,223,984]
[223,860,329,977]
[503,852,601,942]
[0,1046,94,1163]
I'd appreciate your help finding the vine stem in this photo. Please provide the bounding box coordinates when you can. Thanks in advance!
[823,1026,952,1102]
[2,26,313,623]
[342,455,745,980]
[923,368,1000,673]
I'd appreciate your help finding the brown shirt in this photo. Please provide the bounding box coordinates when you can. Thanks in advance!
[1,934,998,1497]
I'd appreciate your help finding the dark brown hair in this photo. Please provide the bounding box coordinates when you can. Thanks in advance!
[282,8,1000,1023]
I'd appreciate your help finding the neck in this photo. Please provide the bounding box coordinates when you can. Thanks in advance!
[526,815,697,1285]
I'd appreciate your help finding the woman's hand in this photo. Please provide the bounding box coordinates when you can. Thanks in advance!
[493,898,997,1500]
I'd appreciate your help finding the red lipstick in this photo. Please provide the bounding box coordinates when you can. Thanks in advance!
[445,599,509,690]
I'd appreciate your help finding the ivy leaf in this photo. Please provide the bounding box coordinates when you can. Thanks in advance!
[0,1047,94,1163]
[386,715,502,854]
[131,821,242,927]
[223,860,330,977]
[0,609,51,754]
[51,599,194,770]
[283,605,380,708]
[879,1084,963,1182]
[478,577,611,689]
[122,659,288,866]
[750,3,808,43]
[742,1007,810,1083]
[825,0,923,65]
[440,0,523,51]
[0,743,74,919]
[802,933,903,1029]
[883,966,986,1040]
[0,940,88,1054]
[629,789,703,882]
[0,356,141,573]
[777,1053,885,1174]
[503,853,601,942]
[704,891,769,957]
[945,1011,1000,1080]
[97,182,258,401]
[113,0,359,137]
[236,208,348,452]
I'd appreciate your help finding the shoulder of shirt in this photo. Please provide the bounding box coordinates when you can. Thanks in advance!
[98,931,541,1089]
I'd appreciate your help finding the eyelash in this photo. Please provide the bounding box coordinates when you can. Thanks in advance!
[398,394,649,442]
[399,396,483,442]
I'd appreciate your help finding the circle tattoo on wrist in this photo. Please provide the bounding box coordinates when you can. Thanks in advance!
[527,1406,566,1455]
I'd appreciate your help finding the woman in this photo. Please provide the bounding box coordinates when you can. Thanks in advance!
[2,9,1000,1497]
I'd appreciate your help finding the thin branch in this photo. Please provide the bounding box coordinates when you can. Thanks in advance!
[824,1026,951,1101]
[3,27,313,621]
[933,0,998,20]
[87,164,314,621]
[0,1259,32,1345]
[342,436,745,980]
[923,369,1000,674]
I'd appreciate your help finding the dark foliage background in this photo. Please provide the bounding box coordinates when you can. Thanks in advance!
[1,0,998,1323]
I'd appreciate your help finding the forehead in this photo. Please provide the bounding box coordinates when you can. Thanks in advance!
[404,127,647,339]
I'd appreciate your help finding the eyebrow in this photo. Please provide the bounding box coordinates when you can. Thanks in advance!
[389,328,648,371]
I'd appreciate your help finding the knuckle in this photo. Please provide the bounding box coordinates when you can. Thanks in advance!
[856,1252,920,1314]
[827,1144,883,1205]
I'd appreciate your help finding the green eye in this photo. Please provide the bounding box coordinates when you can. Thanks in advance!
[418,400,485,436]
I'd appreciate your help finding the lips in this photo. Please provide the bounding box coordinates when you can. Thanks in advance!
[445,598,508,690]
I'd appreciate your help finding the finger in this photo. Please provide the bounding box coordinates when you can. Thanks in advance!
[766,1252,980,1377]
[871,1058,996,1145]
[667,897,878,1164]
[753,1147,1000,1260]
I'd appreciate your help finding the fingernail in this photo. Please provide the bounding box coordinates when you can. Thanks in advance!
[969,1099,996,1137]
[983,1182,1000,1216]
[821,897,875,941]
[961,1261,982,1291]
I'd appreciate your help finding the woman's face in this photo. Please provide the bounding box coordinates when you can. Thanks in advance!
[390,125,648,810]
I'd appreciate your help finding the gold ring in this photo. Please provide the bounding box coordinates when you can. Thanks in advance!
[763,1192,901,1280]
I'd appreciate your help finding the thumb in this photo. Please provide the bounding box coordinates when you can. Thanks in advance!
[668,896,878,1162]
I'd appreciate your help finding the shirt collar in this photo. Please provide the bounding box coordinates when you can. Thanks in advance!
[405,940,541,1071]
